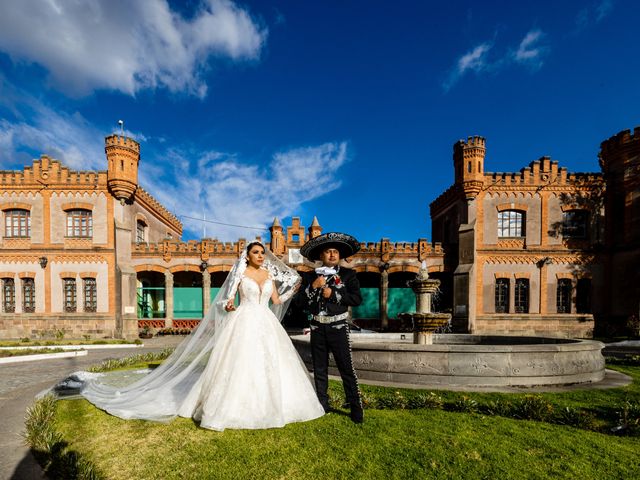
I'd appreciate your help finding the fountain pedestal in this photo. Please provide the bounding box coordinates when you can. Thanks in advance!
[398,265,451,344]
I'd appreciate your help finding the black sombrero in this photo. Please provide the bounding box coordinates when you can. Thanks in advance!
[300,232,361,261]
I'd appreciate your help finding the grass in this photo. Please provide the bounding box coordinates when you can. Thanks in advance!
[0,347,83,358]
[25,354,640,480]
[0,339,141,347]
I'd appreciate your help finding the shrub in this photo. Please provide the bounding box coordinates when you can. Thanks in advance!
[448,396,479,413]
[373,391,410,410]
[407,392,444,410]
[554,406,598,430]
[481,399,514,417]
[614,400,640,436]
[513,395,554,421]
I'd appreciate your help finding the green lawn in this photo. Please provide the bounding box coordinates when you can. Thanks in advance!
[50,399,640,480]
[26,354,640,480]
[0,347,82,358]
[0,339,140,347]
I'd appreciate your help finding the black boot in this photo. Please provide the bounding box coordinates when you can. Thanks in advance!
[350,403,364,423]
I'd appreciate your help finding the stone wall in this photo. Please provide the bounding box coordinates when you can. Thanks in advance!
[474,314,594,338]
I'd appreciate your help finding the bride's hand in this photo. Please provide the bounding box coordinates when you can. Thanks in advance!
[225,301,236,312]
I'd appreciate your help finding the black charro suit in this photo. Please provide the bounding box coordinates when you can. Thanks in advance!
[295,266,363,414]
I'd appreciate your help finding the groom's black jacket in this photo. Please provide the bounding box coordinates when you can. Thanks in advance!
[295,266,362,316]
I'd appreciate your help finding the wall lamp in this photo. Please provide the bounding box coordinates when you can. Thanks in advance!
[200,261,209,271]
[380,262,390,272]
[537,257,552,268]
[38,256,48,268]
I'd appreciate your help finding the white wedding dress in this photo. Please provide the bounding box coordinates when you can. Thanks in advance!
[176,275,325,431]
[50,246,323,432]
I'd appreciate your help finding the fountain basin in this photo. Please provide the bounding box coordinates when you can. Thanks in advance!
[291,333,605,387]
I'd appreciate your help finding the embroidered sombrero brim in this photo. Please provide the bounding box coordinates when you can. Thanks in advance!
[300,232,361,261]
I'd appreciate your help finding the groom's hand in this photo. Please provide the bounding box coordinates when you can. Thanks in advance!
[312,276,326,290]
[322,287,332,299]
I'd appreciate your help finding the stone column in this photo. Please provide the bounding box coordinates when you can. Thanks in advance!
[202,269,211,315]
[379,270,389,329]
[164,270,174,328]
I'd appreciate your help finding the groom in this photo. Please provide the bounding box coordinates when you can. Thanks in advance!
[296,232,364,423]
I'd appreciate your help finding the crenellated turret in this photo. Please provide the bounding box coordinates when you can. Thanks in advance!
[308,216,322,239]
[453,136,485,200]
[105,134,140,203]
[269,217,285,256]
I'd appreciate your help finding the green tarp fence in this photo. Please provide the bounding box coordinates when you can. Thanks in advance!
[351,288,415,319]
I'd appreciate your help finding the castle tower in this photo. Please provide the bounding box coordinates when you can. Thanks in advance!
[308,216,322,238]
[453,136,486,200]
[105,134,140,203]
[599,126,640,246]
[269,217,285,256]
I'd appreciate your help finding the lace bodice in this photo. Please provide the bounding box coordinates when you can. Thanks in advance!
[239,275,273,306]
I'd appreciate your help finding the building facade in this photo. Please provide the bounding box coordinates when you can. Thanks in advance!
[0,135,182,339]
[0,135,444,339]
[431,126,640,338]
[2,126,637,340]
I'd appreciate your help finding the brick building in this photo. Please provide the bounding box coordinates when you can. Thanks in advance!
[0,135,443,339]
[431,126,640,338]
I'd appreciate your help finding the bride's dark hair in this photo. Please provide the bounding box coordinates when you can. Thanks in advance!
[246,241,265,254]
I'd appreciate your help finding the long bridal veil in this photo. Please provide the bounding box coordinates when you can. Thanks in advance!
[50,244,301,423]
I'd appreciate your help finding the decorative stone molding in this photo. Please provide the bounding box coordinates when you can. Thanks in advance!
[79,272,98,279]
[134,264,168,274]
[59,272,77,279]
[0,272,16,278]
[496,203,528,212]
[169,264,202,273]
[496,238,526,249]
[514,272,531,279]
[0,202,32,211]
[556,272,573,279]
[61,202,94,211]
[18,272,36,278]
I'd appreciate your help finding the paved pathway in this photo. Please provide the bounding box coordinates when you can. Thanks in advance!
[0,337,182,480]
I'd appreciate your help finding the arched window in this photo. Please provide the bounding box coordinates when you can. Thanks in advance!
[495,278,509,313]
[514,278,529,313]
[2,278,15,313]
[4,209,30,237]
[556,279,572,313]
[136,220,146,243]
[66,209,92,238]
[84,278,97,312]
[498,210,525,238]
[63,278,77,312]
[563,210,589,239]
[22,278,35,313]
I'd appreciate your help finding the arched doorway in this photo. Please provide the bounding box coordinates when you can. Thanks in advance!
[387,271,415,320]
[173,270,203,319]
[352,271,381,321]
[137,271,166,319]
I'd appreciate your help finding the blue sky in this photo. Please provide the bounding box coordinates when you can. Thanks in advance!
[0,0,638,243]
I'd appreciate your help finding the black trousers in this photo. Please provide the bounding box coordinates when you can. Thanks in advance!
[310,320,361,408]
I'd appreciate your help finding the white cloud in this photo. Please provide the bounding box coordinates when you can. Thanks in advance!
[443,28,549,91]
[143,143,350,240]
[513,29,547,69]
[443,42,493,91]
[576,0,614,30]
[0,0,267,97]
[0,78,104,170]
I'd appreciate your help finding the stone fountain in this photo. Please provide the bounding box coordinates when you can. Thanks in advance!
[291,264,608,389]
[398,263,451,345]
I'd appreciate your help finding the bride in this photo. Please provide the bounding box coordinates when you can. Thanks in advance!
[68,241,325,431]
